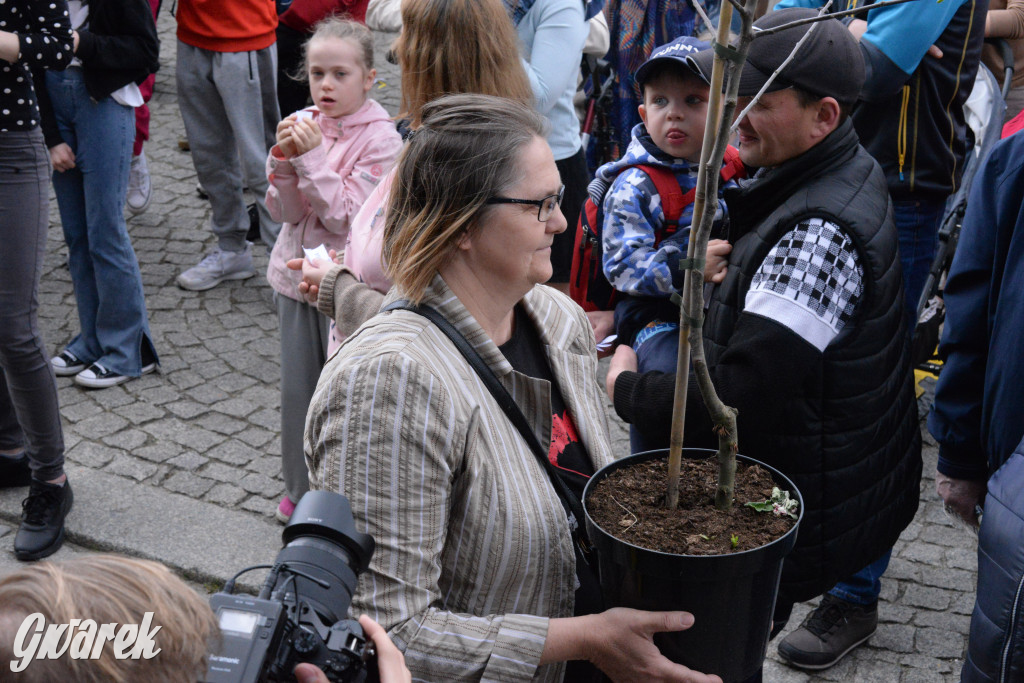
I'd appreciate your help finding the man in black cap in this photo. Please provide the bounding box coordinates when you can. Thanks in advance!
[605,7,922,672]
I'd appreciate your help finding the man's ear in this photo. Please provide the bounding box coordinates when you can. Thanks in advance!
[813,97,842,139]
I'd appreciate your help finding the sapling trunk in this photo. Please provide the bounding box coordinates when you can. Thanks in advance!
[666,0,758,511]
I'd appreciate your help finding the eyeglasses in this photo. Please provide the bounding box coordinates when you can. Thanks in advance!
[486,185,565,222]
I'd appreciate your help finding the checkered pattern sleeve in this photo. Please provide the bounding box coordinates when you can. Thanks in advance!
[745,217,864,352]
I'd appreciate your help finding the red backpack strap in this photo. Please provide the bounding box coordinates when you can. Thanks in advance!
[719,145,746,182]
[634,164,687,240]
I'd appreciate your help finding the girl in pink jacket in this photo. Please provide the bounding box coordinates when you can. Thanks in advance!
[265,17,402,523]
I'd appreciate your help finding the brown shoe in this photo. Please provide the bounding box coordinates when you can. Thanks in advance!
[777,594,877,670]
[177,136,190,151]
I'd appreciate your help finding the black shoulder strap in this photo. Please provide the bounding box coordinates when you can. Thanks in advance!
[382,300,591,549]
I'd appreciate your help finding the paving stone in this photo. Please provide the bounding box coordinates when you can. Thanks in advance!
[247,455,282,478]
[945,546,979,571]
[66,441,117,469]
[212,397,259,418]
[239,472,284,498]
[134,442,184,464]
[112,401,166,423]
[163,471,216,498]
[0,524,10,538]
[903,584,954,610]
[188,382,231,405]
[164,400,211,419]
[915,610,972,634]
[196,413,248,436]
[901,541,945,565]
[104,453,160,481]
[915,627,966,658]
[207,440,258,467]
[873,623,916,653]
[199,462,243,484]
[102,429,149,451]
[240,496,277,518]
[919,566,978,592]
[61,399,106,423]
[235,427,275,449]
[167,452,209,472]
[204,483,248,506]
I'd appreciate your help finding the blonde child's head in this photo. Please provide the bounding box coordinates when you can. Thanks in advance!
[300,17,376,118]
[634,37,712,163]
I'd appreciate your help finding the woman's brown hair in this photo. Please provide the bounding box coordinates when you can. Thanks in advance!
[383,94,547,303]
[393,0,534,127]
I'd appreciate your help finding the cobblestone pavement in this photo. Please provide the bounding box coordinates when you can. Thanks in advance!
[0,11,980,682]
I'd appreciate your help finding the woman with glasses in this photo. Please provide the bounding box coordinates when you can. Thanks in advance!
[305,94,720,683]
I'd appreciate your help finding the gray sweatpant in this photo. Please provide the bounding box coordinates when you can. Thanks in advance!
[277,294,330,504]
[176,40,281,251]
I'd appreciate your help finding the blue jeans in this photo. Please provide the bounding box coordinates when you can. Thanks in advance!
[629,322,680,454]
[0,129,66,481]
[893,198,946,322]
[829,550,892,605]
[46,69,156,376]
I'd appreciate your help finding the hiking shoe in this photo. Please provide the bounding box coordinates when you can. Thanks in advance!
[126,151,152,215]
[14,479,73,561]
[777,594,878,670]
[276,496,296,524]
[176,244,256,291]
[0,452,31,488]
[51,349,87,376]
[74,361,156,389]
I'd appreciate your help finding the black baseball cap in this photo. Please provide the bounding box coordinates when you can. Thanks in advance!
[687,8,865,106]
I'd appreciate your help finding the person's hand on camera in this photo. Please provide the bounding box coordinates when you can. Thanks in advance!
[359,614,411,683]
[286,249,342,305]
[50,143,75,173]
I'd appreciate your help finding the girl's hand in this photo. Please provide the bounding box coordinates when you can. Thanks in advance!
[704,239,731,284]
[286,250,341,305]
[276,116,298,158]
[50,143,76,172]
[291,117,323,156]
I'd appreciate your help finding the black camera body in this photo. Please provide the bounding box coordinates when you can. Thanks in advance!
[203,491,376,683]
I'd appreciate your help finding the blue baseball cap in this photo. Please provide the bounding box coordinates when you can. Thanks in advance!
[634,36,712,89]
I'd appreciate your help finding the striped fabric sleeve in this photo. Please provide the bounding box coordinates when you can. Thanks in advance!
[744,217,864,352]
[306,351,550,681]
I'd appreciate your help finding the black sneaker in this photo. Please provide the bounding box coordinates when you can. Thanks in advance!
[51,349,87,376]
[73,361,157,389]
[777,594,878,670]
[0,452,31,488]
[14,479,73,561]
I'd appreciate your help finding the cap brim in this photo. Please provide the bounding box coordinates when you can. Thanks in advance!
[736,60,790,97]
[685,51,714,84]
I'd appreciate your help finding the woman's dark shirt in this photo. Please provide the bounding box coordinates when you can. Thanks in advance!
[0,0,72,132]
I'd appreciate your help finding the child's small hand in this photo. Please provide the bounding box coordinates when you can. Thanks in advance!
[290,117,323,156]
[704,239,732,284]
[286,249,342,305]
[276,117,299,158]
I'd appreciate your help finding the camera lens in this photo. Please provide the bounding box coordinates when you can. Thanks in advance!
[271,492,374,625]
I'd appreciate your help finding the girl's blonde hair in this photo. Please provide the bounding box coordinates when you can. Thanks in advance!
[383,94,547,303]
[297,16,375,81]
[0,554,219,683]
[394,0,533,127]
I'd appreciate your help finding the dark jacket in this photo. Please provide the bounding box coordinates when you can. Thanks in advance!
[961,440,1024,683]
[34,0,159,148]
[848,0,988,201]
[614,120,922,606]
[928,132,1024,480]
[927,132,1024,682]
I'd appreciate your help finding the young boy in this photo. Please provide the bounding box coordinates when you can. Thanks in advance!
[594,36,740,452]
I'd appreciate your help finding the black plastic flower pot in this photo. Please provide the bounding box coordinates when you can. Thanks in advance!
[582,448,803,683]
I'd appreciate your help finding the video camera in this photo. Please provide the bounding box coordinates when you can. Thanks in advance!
[202,491,376,683]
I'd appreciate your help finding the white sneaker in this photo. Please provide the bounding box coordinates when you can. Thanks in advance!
[176,244,256,291]
[126,151,152,215]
